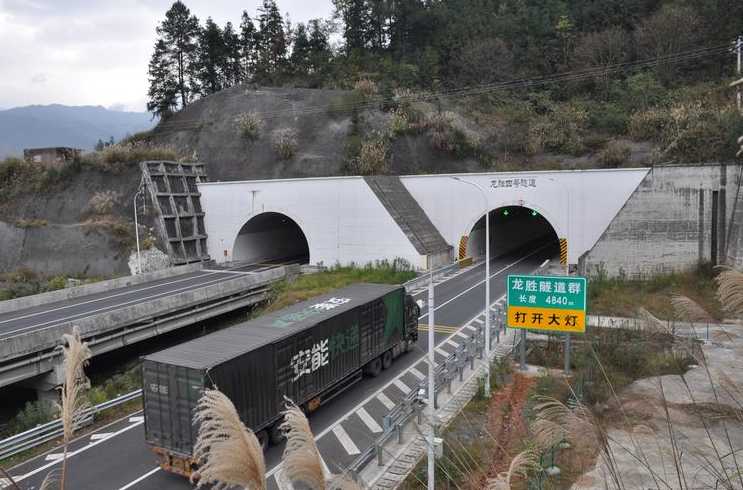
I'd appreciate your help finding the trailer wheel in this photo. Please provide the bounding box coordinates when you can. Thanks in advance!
[382,350,393,370]
[403,339,412,352]
[270,421,286,445]
[365,357,382,377]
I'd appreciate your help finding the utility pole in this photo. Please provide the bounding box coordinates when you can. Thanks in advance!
[427,272,436,490]
[133,182,145,275]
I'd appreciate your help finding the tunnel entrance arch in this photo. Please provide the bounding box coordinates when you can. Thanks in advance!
[233,212,310,264]
[465,205,560,260]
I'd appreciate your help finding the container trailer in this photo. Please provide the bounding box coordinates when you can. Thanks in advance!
[142,283,420,477]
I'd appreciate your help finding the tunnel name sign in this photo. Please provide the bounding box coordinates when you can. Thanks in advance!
[506,275,587,333]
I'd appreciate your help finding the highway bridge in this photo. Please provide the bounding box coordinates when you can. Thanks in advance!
[4,239,556,490]
[0,261,296,393]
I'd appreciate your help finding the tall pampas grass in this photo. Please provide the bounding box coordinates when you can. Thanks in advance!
[485,450,538,490]
[59,326,92,490]
[280,401,326,489]
[716,267,743,316]
[671,294,713,322]
[192,389,266,490]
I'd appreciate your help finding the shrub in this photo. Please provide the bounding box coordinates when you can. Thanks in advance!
[235,111,263,140]
[628,107,668,141]
[7,400,58,435]
[87,190,122,215]
[388,108,410,136]
[271,128,299,160]
[354,78,378,99]
[354,134,389,175]
[598,140,632,168]
[46,275,67,291]
[425,111,481,156]
[588,103,629,134]
[527,103,588,155]
[84,143,180,172]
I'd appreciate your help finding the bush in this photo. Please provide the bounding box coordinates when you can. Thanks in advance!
[425,111,481,157]
[354,78,378,99]
[46,275,67,291]
[353,134,389,175]
[14,218,48,228]
[528,103,588,155]
[598,140,632,168]
[628,107,668,141]
[388,108,410,136]
[271,128,299,160]
[7,400,58,435]
[588,102,629,134]
[235,111,263,140]
[82,143,180,173]
[87,190,121,215]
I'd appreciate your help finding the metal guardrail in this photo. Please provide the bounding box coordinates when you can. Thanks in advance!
[348,310,513,476]
[0,389,142,461]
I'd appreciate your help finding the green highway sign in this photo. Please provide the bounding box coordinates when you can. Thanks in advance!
[506,274,587,333]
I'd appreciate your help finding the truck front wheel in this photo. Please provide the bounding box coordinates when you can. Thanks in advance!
[365,357,382,377]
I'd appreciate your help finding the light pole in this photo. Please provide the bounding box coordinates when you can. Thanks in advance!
[451,176,491,397]
[427,269,435,490]
[133,182,145,275]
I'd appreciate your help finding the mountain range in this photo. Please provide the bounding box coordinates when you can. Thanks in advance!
[0,104,154,158]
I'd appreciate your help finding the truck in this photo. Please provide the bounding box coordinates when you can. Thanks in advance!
[142,283,420,477]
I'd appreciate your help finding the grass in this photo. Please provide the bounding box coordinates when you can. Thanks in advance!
[588,263,722,320]
[266,260,416,312]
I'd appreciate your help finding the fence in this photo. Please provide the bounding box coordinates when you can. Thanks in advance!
[0,389,142,462]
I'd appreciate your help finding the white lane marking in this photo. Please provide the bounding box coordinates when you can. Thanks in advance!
[14,419,145,482]
[202,269,256,275]
[266,253,546,479]
[0,478,11,488]
[392,378,411,394]
[129,416,144,423]
[474,318,484,324]
[376,393,395,410]
[332,425,360,455]
[409,367,426,380]
[435,347,450,358]
[2,274,239,338]
[0,271,221,326]
[356,407,383,433]
[446,339,460,349]
[117,467,161,490]
[89,432,113,441]
[44,453,63,461]
[418,243,551,320]
[465,324,477,331]
[456,332,469,339]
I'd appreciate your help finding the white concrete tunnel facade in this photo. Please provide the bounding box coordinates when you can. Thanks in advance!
[198,168,650,270]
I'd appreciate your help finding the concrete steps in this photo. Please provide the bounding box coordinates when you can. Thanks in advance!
[364,176,450,257]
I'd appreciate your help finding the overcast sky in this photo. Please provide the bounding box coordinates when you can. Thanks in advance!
[0,0,334,112]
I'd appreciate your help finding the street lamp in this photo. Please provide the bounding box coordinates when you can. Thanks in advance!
[451,176,491,397]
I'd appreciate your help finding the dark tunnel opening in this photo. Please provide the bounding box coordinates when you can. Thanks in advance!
[233,212,310,264]
[466,206,560,260]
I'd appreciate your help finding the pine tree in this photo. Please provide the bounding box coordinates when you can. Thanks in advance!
[156,1,200,107]
[222,21,242,86]
[333,0,370,54]
[255,0,287,80]
[146,38,178,119]
[290,23,311,75]
[239,11,258,81]
[307,19,332,74]
[196,17,226,94]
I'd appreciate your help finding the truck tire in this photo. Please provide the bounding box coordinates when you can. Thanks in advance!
[270,421,286,445]
[366,357,382,377]
[403,339,412,352]
[382,350,393,370]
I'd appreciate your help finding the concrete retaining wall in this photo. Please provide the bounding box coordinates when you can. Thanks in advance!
[0,262,205,314]
[580,164,740,278]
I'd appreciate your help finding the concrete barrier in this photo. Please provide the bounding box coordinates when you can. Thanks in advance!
[0,262,205,315]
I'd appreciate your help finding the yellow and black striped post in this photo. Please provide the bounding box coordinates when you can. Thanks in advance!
[458,235,469,260]
[559,238,568,266]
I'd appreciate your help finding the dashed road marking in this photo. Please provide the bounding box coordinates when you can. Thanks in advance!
[44,453,64,461]
[456,331,469,339]
[446,339,460,349]
[409,367,426,380]
[377,392,395,410]
[90,432,113,441]
[356,407,383,433]
[332,425,360,455]
[474,317,484,324]
[465,324,477,331]
[117,467,161,490]
[392,378,411,395]
[435,347,450,357]
[129,416,144,423]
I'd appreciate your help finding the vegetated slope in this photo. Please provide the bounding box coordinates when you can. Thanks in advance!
[0,105,154,158]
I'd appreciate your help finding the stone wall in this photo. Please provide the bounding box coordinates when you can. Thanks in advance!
[579,163,742,278]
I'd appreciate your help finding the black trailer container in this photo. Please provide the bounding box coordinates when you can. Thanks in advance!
[142,283,419,476]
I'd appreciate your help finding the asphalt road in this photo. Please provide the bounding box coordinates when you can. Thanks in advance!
[8,241,557,490]
[0,263,281,342]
